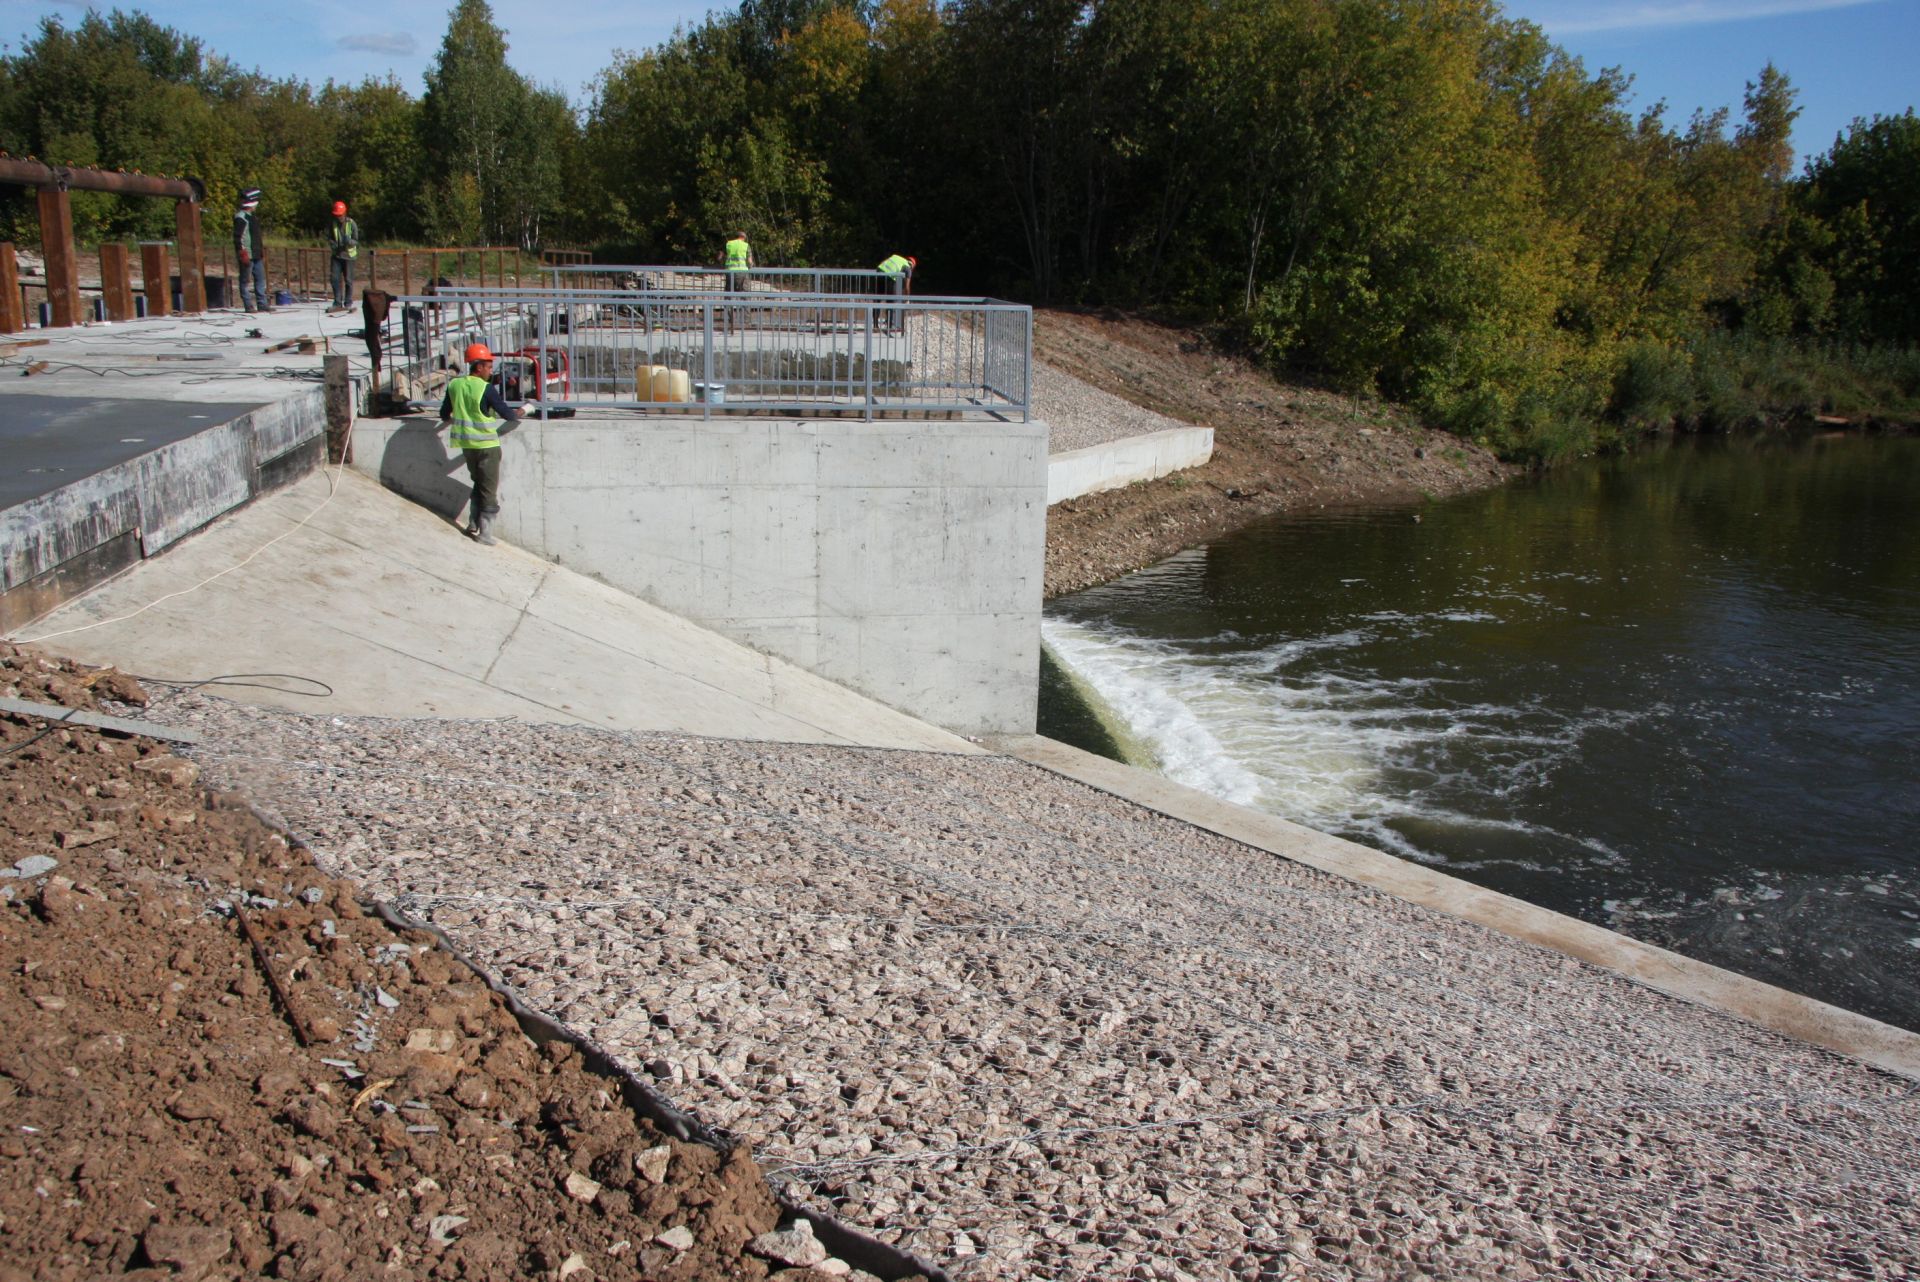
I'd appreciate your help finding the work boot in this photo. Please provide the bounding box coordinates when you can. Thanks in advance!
[475,513,498,546]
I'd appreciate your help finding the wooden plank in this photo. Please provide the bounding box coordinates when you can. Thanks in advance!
[0,697,202,744]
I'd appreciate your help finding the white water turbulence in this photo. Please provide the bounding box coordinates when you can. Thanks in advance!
[1040,606,1630,872]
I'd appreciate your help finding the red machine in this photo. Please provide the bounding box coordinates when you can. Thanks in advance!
[494,346,570,404]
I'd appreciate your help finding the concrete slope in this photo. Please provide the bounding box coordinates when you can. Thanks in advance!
[10,464,979,754]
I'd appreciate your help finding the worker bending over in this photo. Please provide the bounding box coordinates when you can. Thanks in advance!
[438,342,521,546]
[878,253,915,334]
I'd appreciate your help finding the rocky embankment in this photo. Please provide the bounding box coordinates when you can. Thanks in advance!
[1035,309,1513,597]
[145,692,1920,1282]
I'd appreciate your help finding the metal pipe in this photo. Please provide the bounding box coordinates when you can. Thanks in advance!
[0,156,203,203]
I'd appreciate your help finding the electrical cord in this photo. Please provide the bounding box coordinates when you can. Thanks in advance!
[0,671,333,758]
[7,459,346,646]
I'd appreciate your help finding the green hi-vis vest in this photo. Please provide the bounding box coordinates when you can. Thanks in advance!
[878,254,911,278]
[331,218,359,259]
[447,375,501,450]
[725,238,751,271]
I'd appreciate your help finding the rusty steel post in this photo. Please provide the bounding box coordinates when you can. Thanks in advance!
[99,243,135,321]
[0,243,22,333]
[402,250,412,296]
[36,187,78,327]
[140,242,170,317]
[324,353,353,464]
[176,202,206,312]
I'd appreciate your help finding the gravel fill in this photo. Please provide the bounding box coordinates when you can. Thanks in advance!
[164,696,1920,1282]
[1033,361,1197,455]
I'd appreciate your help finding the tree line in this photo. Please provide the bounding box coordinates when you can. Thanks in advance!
[2,0,1914,458]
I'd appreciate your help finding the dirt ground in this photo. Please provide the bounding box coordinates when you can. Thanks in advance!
[0,643,921,1282]
[1038,309,1513,597]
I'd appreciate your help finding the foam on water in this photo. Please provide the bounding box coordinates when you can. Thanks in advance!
[1041,613,1634,873]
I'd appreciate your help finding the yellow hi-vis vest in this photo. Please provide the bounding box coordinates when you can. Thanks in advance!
[878,254,911,278]
[725,237,751,271]
[447,375,501,450]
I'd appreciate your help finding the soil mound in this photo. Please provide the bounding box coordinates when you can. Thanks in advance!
[0,642,914,1282]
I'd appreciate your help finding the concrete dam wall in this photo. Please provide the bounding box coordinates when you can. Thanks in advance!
[354,413,1049,736]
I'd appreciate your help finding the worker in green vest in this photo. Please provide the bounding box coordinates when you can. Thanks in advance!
[724,231,754,288]
[878,253,915,334]
[723,231,753,333]
[438,342,522,545]
[328,200,359,310]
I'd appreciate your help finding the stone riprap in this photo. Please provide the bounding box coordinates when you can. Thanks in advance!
[164,697,1920,1282]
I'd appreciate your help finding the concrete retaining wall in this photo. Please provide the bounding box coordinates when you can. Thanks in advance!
[1048,426,1214,506]
[352,414,1049,736]
[0,389,327,633]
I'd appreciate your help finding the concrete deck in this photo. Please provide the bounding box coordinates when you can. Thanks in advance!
[12,465,977,753]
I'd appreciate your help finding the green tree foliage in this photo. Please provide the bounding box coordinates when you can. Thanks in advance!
[3,1,1912,456]
[1796,111,1920,343]
[418,0,575,248]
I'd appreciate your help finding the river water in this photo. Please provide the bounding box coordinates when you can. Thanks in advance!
[1041,432,1920,1030]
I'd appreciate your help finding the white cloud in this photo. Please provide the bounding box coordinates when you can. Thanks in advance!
[337,31,416,56]
[1518,0,1881,36]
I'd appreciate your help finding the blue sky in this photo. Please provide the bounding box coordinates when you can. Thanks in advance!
[2,0,1914,165]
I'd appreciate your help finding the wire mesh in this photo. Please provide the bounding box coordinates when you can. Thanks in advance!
[170,701,1920,1282]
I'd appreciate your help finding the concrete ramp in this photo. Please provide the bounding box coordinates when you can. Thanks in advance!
[10,465,979,753]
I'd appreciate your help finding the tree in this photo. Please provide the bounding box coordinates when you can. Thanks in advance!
[420,0,541,246]
[1799,111,1920,343]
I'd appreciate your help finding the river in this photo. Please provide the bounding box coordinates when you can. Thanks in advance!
[1041,432,1920,1031]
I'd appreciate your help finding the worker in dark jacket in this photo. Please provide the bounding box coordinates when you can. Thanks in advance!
[328,200,359,309]
[438,342,522,545]
[233,187,269,313]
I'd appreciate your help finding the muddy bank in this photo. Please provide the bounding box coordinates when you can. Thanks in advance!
[1039,309,1513,598]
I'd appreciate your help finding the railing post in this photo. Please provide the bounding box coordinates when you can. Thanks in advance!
[863,300,875,419]
[0,242,22,333]
[702,297,714,421]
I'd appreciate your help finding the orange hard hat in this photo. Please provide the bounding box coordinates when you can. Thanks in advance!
[332,200,347,216]
[907,255,918,267]
[465,342,495,364]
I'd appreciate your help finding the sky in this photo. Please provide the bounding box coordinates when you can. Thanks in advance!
[1,0,1915,165]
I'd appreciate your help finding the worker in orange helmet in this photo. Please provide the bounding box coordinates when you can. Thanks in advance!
[328,200,360,310]
[438,342,521,545]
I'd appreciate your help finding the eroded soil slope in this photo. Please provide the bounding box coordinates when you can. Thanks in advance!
[1039,309,1512,597]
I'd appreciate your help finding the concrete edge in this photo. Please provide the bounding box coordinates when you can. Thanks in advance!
[987,733,1920,1083]
[1047,427,1214,506]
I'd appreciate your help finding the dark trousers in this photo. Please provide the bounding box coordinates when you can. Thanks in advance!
[240,258,268,311]
[463,447,501,521]
[330,257,354,308]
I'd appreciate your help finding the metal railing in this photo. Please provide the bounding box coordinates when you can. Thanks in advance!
[543,264,893,297]
[373,285,1030,422]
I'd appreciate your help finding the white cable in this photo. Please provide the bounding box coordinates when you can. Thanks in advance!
[9,459,346,646]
